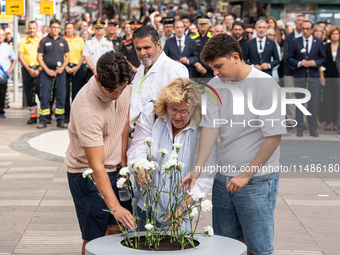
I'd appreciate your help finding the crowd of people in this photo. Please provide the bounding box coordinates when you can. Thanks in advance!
[1,8,339,137]
[1,4,339,255]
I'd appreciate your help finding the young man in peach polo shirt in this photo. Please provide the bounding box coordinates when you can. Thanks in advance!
[65,51,135,255]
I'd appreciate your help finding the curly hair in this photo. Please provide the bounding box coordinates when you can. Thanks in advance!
[200,34,243,63]
[96,51,133,92]
[154,78,202,126]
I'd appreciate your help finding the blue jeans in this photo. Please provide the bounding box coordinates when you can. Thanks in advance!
[212,172,279,255]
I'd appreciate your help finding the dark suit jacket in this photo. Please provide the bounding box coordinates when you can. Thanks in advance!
[243,38,280,76]
[163,35,199,78]
[287,36,326,78]
[324,42,339,78]
[283,31,296,76]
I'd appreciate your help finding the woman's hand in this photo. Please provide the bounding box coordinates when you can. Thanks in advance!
[136,168,152,190]
[163,206,185,230]
[179,168,201,192]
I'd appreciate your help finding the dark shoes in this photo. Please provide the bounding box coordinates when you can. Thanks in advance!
[27,118,37,124]
[57,121,68,129]
[297,130,303,137]
[310,131,319,137]
[37,123,47,129]
[0,113,5,118]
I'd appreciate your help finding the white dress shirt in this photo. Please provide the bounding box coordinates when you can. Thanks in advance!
[82,36,114,67]
[130,51,189,119]
[294,29,303,39]
[256,36,266,52]
[297,36,313,67]
[0,42,16,70]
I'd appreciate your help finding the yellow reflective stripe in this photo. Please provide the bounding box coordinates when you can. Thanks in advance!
[190,32,200,39]
[207,32,213,38]
[55,108,65,115]
[39,108,51,116]
[138,74,145,94]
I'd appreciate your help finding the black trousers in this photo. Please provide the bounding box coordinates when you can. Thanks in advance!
[22,67,41,107]
[65,66,84,120]
[0,81,7,115]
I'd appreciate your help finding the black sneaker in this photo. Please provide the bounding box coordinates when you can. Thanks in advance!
[57,121,68,129]
[27,118,37,124]
[37,123,47,129]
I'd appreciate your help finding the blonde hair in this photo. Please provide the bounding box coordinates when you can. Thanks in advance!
[154,78,202,125]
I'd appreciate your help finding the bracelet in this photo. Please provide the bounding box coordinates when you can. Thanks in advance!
[179,204,187,212]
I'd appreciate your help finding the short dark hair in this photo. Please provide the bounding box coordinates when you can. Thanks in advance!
[65,21,74,29]
[96,51,133,92]
[232,21,244,30]
[224,14,235,20]
[302,20,314,28]
[245,24,253,29]
[180,14,190,20]
[50,19,61,26]
[133,26,160,45]
[200,34,243,63]
[29,20,38,26]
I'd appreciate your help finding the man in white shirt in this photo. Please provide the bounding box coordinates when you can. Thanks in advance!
[82,20,114,82]
[0,29,17,118]
[130,26,189,120]
[182,34,287,255]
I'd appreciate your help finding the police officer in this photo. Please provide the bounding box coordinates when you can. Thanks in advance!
[121,21,141,72]
[160,17,174,49]
[106,19,122,52]
[18,21,42,124]
[37,19,69,129]
[82,20,114,82]
[190,15,213,78]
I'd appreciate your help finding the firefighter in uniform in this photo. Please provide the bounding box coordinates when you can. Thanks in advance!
[190,15,214,78]
[37,19,69,129]
[106,19,122,52]
[121,21,141,72]
[18,21,42,124]
[82,20,114,82]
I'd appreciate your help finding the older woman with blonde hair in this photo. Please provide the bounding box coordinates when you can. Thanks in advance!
[127,78,214,231]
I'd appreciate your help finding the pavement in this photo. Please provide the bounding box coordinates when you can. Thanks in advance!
[0,88,339,255]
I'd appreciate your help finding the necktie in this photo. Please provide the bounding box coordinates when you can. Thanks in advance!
[305,39,309,54]
[178,39,182,54]
[259,40,262,50]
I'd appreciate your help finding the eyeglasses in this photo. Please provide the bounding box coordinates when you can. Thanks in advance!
[247,32,253,34]
[168,107,190,116]
[51,26,60,29]
[268,34,276,36]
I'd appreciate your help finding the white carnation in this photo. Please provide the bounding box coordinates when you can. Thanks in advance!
[128,159,137,169]
[74,60,78,64]
[171,154,178,159]
[119,167,129,176]
[300,48,307,53]
[196,192,205,199]
[158,149,169,155]
[258,49,263,54]
[117,177,126,188]
[201,199,213,212]
[178,162,185,169]
[173,143,183,149]
[145,223,154,230]
[189,206,198,217]
[30,63,34,67]
[204,225,214,237]
[82,169,93,178]
[143,137,153,145]
[57,61,62,67]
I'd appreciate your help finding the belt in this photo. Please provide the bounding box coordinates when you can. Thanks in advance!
[30,65,40,70]
[68,63,76,67]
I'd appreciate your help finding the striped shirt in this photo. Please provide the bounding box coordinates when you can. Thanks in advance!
[65,76,132,173]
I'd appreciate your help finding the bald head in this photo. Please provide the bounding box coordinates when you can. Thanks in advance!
[213,25,225,35]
